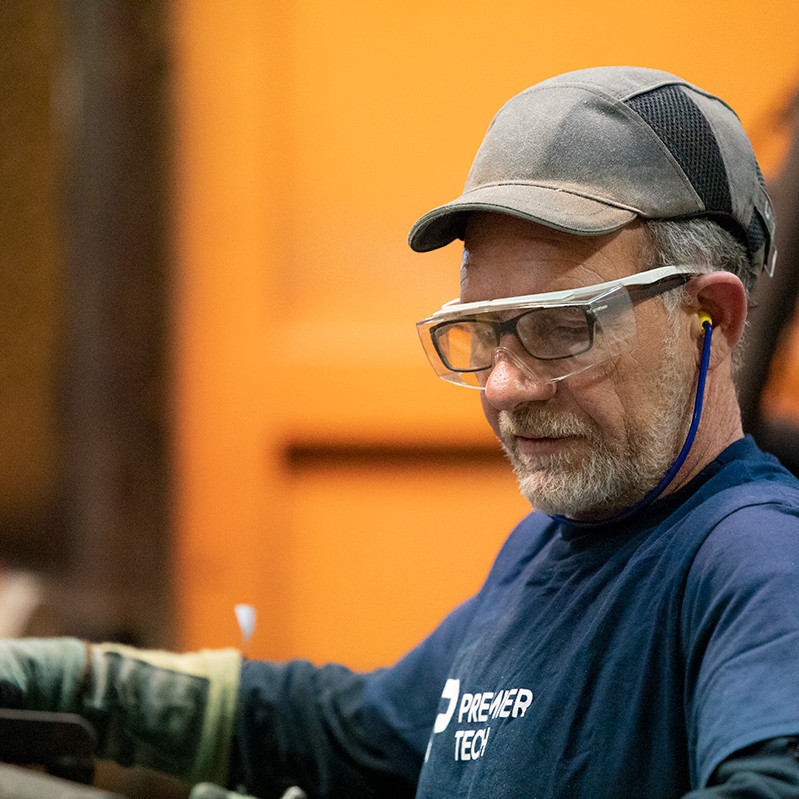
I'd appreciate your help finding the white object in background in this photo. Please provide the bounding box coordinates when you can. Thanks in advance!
[234,603,257,646]
[0,570,45,637]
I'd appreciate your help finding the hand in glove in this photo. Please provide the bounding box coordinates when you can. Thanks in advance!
[0,638,240,786]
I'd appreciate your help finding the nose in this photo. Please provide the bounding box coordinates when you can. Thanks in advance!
[482,347,557,410]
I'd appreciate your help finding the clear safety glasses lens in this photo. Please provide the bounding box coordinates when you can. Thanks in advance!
[431,304,596,371]
[416,266,698,390]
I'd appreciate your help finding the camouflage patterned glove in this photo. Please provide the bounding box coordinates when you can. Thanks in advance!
[0,638,240,786]
[0,637,87,712]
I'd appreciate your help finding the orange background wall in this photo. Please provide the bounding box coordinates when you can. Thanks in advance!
[171,1,799,669]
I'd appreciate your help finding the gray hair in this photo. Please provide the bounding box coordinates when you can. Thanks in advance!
[641,217,753,314]
[641,217,753,369]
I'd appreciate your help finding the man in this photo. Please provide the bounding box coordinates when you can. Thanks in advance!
[2,67,799,799]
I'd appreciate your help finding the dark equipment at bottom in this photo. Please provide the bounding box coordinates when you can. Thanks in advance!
[0,709,126,798]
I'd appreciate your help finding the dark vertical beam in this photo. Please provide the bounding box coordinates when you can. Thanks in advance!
[59,0,172,645]
[735,88,799,477]
[739,91,799,435]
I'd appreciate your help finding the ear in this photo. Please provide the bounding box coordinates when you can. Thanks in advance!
[685,271,747,367]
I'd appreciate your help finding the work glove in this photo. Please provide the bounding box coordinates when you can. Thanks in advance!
[0,638,241,786]
[0,637,87,711]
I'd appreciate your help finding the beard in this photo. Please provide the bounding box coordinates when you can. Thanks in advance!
[496,336,694,520]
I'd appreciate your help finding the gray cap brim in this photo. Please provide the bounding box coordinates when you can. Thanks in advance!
[408,183,637,252]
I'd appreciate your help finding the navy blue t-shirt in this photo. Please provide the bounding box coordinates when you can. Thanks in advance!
[233,437,799,798]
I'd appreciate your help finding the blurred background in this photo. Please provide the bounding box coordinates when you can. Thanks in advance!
[2,0,799,673]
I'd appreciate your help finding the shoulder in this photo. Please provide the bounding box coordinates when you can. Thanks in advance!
[670,437,799,619]
[689,470,799,582]
[689,436,799,573]
[681,436,799,551]
[678,459,799,786]
[688,498,799,593]
[681,460,799,638]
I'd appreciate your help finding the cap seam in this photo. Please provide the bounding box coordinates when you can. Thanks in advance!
[524,74,738,116]
[457,181,641,214]
[524,77,687,103]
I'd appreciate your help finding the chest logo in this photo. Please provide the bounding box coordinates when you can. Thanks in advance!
[426,677,534,762]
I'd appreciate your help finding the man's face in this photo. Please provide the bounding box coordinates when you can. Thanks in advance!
[461,213,696,520]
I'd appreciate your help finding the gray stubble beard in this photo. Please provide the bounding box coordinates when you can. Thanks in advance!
[498,338,695,520]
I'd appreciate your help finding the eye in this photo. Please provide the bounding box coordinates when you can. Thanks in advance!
[553,320,588,339]
[516,307,591,358]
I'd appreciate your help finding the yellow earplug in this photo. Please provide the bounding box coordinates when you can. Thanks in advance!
[698,311,713,329]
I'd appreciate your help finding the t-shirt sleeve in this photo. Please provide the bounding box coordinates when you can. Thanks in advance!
[682,500,799,787]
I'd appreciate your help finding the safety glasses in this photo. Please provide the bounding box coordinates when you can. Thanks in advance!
[416,265,700,388]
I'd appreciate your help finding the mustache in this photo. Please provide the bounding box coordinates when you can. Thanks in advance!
[498,407,597,440]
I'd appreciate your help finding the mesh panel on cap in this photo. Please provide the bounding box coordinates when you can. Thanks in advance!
[747,210,767,254]
[625,85,733,216]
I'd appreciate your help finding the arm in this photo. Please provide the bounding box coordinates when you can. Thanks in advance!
[682,500,799,789]
[0,638,240,786]
[682,737,799,798]
[0,597,477,798]
[231,596,481,799]
[231,660,418,799]
[0,521,519,795]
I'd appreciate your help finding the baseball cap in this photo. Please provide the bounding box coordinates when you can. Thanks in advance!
[408,66,776,277]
